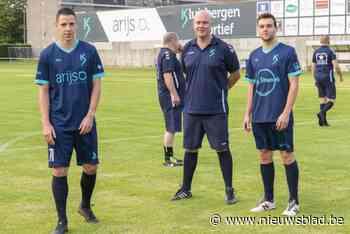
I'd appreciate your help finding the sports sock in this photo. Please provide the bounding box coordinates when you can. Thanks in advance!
[217,150,233,189]
[80,172,96,209]
[260,162,275,202]
[52,176,68,223]
[284,161,299,204]
[322,101,334,113]
[320,103,326,112]
[182,151,198,191]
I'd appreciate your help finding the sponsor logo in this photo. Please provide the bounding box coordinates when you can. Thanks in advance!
[286,4,298,13]
[55,71,87,85]
[180,7,240,28]
[83,16,91,39]
[256,68,280,96]
[113,16,150,36]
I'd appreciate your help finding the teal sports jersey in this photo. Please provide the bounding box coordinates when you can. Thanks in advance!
[245,42,302,123]
[35,40,104,130]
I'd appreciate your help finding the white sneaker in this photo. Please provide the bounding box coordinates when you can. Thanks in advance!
[282,200,300,216]
[250,200,276,212]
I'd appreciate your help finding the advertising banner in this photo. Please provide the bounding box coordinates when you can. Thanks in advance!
[158,2,257,39]
[285,0,299,17]
[97,8,167,42]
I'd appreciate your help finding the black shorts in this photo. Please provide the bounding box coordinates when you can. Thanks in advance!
[315,79,336,99]
[162,106,182,133]
[183,113,229,151]
[252,121,294,153]
[48,125,99,168]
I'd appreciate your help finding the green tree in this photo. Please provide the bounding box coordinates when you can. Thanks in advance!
[0,0,27,43]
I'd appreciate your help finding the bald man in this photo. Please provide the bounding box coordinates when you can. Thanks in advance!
[156,32,185,167]
[312,35,343,126]
[171,11,241,204]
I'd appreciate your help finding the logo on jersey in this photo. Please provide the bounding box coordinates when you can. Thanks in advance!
[80,54,87,66]
[316,53,328,65]
[272,54,279,65]
[92,152,97,160]
[293,62,301,71]
[55,58,62,63]
[209,49,216,57]
[256,69,280,96]
[187,51,195,56]
[164,51,171,60]
[228,45,235,53]
[55,71,87,85]
[97,64,102,70]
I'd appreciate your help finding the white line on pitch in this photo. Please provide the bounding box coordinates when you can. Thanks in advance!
[2,118,348,153]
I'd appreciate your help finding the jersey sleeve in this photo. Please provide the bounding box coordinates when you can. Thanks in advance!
[244,53,255,84]
[224,44,240,73]
[162,50,176,73]
[287,48,302,78]
[330,49,336,61]
[35,51,49,85]
[91,48,105,80]
[312,51,316,63]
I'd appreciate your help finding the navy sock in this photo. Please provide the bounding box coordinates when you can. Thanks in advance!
[284,161,299,204]
[322,101,334,113]
[164,146,173,161]
[182,151,198,191]
[80,172,96,209]
[217,150,233,189]
[52,176,68,223]
[260,163,275,202]
[320,103,326,112]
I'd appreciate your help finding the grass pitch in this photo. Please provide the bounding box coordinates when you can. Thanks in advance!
[0,61,349,233]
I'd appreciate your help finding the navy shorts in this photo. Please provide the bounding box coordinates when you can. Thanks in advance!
[48,125,99,168]
[252,121,294,153]
[183,113,229,151]
[316,80,336,99]
[162,106,182,133]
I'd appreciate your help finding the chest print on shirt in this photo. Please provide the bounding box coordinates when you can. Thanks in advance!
[187,51,195,56]
[80,53,87,67]
[209,48,216,57]
[272,54,280,65]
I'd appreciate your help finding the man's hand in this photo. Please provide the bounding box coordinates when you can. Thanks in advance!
[171,93,181,107]
[42,122,56,145]
[79,114,94,135]
[243,113,252,132]
[276,112,290,131]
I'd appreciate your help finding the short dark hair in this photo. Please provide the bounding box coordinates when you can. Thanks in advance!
[56,8,76,22]
[257,13,277,28]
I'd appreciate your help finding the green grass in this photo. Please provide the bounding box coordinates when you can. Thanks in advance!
[0,60,349,233]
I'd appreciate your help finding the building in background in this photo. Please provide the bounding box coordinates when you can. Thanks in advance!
[26,0,350,69]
